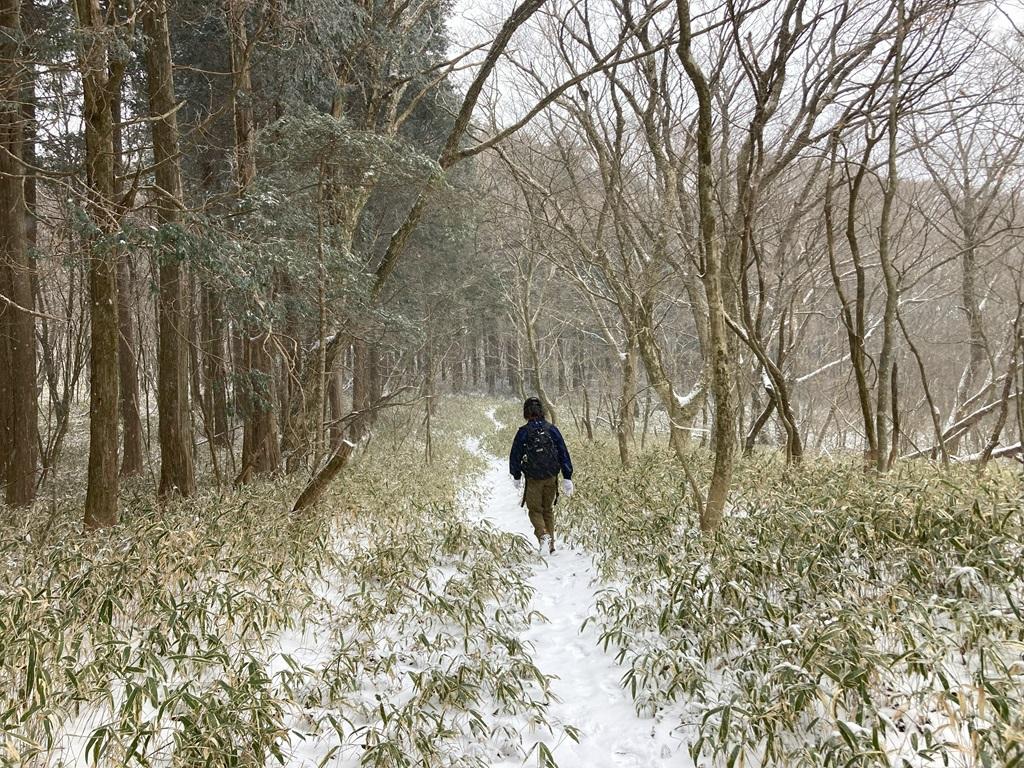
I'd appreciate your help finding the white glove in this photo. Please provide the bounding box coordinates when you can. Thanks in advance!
[513,477,524,491]
[562,479,574,497]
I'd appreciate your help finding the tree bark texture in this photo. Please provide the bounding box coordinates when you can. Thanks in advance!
[145,0,196,496]
[227,0,278,478]
[202,287,230,445]
[107,66,144,480]
[75,0,121,528]
[115,254,144,477]
[0,0,37,506]
[678,0,736,533]
[874,0,905,472]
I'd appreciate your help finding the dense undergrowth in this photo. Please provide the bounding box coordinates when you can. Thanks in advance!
[5,399,1022,767]
[1,400,559,767]
[488,400,1024,768]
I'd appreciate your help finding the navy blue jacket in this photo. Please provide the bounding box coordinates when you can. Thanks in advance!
[509,419,573,480]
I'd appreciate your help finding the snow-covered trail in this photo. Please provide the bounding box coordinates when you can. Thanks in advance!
[468,442,685,768]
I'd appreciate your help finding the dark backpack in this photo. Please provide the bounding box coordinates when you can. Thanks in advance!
[521,422,560,480]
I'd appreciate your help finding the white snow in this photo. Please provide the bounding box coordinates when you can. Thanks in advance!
[468,446,686,767]
[673,387,702,411]
[30,415,687,768]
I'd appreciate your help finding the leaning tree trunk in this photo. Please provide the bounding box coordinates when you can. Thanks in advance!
[74,0,121,528]
[979,315,1022,468]
[290,0,549,513]
[744,386,776,455]
[292,439,354,515]
[726,317,803,463]
[0,0,38,506]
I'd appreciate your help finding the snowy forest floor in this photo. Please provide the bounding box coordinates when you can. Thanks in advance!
[1,397,1022,768]
[465,428,681,767]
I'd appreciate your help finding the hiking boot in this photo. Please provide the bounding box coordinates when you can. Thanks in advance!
[548,538,555,554]
[539,534,551,555]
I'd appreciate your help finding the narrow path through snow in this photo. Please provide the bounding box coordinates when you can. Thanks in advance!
[468,433,685,767]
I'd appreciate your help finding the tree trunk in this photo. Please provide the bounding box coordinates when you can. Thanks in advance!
[523,304,556,424]
[897,308,948,464]
[145,0,195,496]
[581,385,594,441]
[616,343,637,466]
[874,0,905,473]
[826,135,878,465]
[240,332,281,477]
[504,335,517,392]
[350,338,381,439]
[292,438,354,514]
[21,0,36,255]
[634,294,703,462]
[955,226,990,419]
[75,0,121,528]
[744,393,776,455]
[279,271,308,473]
[452,341,465,392]
[116,255,144,477]
[189,282,221,483]
[227,0,278,478]
[0,0,37,506]
[312,235,328,466]
[328,368,345,449]
[979,335,1021,468]
[104,12,142,482]
[486,331,498,394]
[202,287,230,445]
[679,0,736,533]
[0,267,11,491]
[557,340,568,396]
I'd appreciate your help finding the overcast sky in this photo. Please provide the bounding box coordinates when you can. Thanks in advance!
[443,0,1024,129]
[447,0,1024,50]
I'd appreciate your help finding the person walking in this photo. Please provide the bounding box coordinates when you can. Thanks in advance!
[509,397,574,554]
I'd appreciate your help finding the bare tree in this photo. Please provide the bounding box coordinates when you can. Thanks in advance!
[911,56,1024,444]
[677,0,734,532]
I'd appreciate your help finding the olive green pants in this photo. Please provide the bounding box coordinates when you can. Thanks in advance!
[524,475,558,543]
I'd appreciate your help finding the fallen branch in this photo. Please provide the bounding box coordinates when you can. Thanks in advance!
[290,387,416,514]
[951,443,1023,464]
[901,390,1021,460]
[291,440,356,515]
[0,292,66,322]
